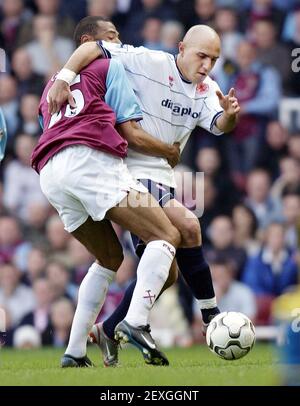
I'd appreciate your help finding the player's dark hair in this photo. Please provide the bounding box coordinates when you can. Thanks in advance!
[74,16,109,47]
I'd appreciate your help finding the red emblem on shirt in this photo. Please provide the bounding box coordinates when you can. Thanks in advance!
[196,82,209,93]
[169,76,174,87]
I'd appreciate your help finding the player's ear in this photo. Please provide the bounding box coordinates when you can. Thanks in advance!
[178,41,184,55]
[81,34,94,44]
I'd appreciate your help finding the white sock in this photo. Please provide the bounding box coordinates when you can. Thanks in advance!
[125,240,176,327]
[65,262,115,358]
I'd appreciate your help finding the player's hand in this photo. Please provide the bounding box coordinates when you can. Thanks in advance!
[48,80,76,115]
[167,142,180,168]
[216,88,240,117]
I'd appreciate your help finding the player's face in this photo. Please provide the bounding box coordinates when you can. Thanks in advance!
[95,22,121,44]
[179,41,220,84]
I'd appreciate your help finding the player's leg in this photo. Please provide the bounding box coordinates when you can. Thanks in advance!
[99,260,178,338]
[40,152,127,366]
[62,218,123,365]
[90,260,178,366]
[106,190,180,328]
[105,190,180,364]
[90,181,180,364]
[163,199,220,327]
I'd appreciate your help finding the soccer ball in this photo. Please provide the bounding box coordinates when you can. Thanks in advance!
[206,312,256,360]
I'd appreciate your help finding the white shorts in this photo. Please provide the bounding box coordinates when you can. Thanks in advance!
[40,145,147,232]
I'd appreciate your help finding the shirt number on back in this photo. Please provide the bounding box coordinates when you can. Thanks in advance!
[48,75,85,129]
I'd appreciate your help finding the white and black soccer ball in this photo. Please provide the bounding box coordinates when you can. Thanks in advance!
[206,311,256,360]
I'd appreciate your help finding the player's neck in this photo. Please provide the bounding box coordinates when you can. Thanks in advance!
[175,55,192,84]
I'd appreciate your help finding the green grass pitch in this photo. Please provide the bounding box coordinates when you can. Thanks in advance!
[0,343,279,386]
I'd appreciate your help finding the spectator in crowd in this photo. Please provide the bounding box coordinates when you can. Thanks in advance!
[17,0,75,46]
[159,20,184,54]
[0,0,32,56]
[3,134,47,222]
[86,0,117,20]
[255,120,289,179]
[287,132,300,161]
[45,259,78,302]
[46,297,75,347]
[123,0,177,45]
[244,168,281,229]
[251,18,291,92]
[11,47,45,97]
[0,74,19,141]
[232,203,261,256]
[205,215,247,277]
[45,214,70,254]
[0,262,35,344]
[0,216,23,263]
[280,191,300,250]
[215,40,281,185]
[16,94,41,137]
[19,277,53,344]
[195,146,240,213]
[270,156,300,201]
[24,15,74,78]
[210,258,257,320]
[242,222,298,324]
[213,6,243,63]
[243,0,284,35]
[141,17,162,50]
[22,246,48,286]
[188,0,217,28]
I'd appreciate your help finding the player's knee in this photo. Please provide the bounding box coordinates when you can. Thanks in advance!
[181,219,201,247]
[164,225,181,248]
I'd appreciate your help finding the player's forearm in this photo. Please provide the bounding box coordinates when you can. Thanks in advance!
[64,42,102,74]
[120,123,173,158]
[130,131,175,159]
[216,112,238,133]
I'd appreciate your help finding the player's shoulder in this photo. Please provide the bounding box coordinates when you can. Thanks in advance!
[122,42,171,62]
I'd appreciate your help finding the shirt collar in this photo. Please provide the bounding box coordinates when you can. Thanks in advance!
[175,55,192,84]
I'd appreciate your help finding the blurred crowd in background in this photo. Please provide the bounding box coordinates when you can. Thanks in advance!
[0,0,300,351]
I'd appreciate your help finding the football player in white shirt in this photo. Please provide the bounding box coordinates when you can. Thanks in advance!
[48,19,240,367]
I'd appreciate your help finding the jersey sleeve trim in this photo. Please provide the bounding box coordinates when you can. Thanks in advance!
[116,115,143,124]
[96,41,111,59]
[210,110,224,135]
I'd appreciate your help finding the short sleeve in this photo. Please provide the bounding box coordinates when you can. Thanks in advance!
[97,41,150,71]
[198,79,224,136]
[105,58,143,124]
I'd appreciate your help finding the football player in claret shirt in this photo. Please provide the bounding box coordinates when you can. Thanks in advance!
[32,16,185,368]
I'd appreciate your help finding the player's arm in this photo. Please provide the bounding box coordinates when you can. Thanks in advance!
[215,88,240,133]
[106,59,180,167]
[48,41,101,114]
[117,121,180,167]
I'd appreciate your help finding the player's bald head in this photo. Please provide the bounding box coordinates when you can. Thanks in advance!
[177,25,221,84]
[182,25,221,51]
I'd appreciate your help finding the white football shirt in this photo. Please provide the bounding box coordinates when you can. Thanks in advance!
[99,41,224,187]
